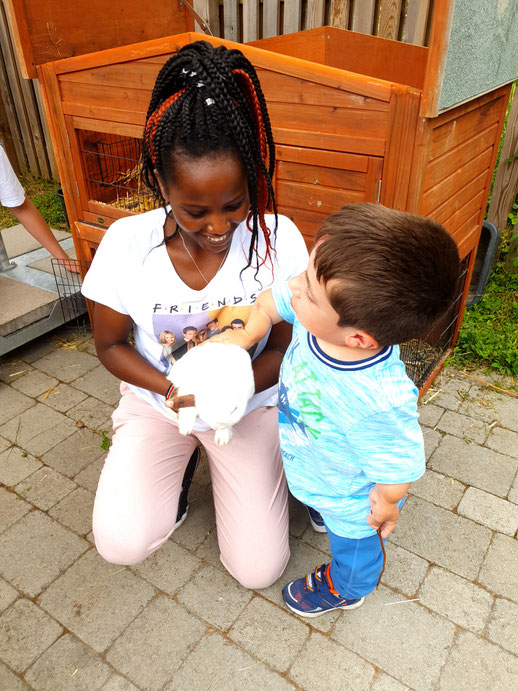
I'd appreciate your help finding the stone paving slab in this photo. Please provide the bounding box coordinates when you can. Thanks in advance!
[0,599,62,673]
[106,596,206,690]
[0,511,88,597]
[38,550,155,653]
[390,495,492,580]
[24,633,112,691]
[1,327,518,689]
[331,585,456,690]
[429,434,518,497]
[438,630,518,690]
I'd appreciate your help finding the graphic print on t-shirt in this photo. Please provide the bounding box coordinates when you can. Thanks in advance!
[152,304,256,372]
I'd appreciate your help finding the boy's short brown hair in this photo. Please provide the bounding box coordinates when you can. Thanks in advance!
[314,203,461,346]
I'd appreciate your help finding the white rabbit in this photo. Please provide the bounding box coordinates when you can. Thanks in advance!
[165,342,255,445]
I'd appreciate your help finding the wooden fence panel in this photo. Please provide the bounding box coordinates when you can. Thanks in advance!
[487,88,518,232]
[377,0,403,40]
[283,0,302,34]
[404,0,430,44]
[304,0,325,30]
[350,0,376,34]
[263,0,280,38]
[243,0,259,41]
[223,0,240,40]
[328,0,350,28]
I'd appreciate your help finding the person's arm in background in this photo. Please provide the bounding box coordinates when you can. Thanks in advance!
[8,197,79,272]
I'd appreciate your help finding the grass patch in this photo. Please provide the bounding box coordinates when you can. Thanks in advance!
[0,172,68,231]
[449,256,518,377]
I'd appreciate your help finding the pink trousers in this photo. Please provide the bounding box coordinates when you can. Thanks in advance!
[92,383,290,589]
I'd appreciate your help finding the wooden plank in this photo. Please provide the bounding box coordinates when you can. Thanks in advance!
[429,97,502,160]
[365,156,384,201]
[487,89,518,231]
[60,81,152,116]
[243,0,259,42]
[379,85,420,210]
[0,51,26,172]
[420,0,455,117]
[58,61,162,90]
[351,0,376,34]
[262,0,280,39]
[304,0,326,31]
[223,0,240,41]
[37,63,83,260]
[424,125,499,190]
[193,0,220,36]
[33,80,59,179]
[71,116,144,140]
[52,34,191,76]
[377,0,403,41]
[421,148,494,215]
[86,201,139,221]
[404,0,431,46]
[62,102,146,127]
[406,114,430,213]
[3,0,192,79]
[276,144,370,171]
[0,3,38,172]
[256,68,390,111]
[283,0,302,34]
[328,0,350,29]
[277,179,364,215]
[268,102,389,140]
[453,216,483,261]
[323,27,427,91]
[427,170,489,226]
[249,30,327,64]
[273,126,385,156]
[447,190,487,236]
[19,78,51,178]
[277,204,327,242]
[277,160,368,190]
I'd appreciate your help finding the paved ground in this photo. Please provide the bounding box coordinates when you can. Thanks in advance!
[0,322,517,690]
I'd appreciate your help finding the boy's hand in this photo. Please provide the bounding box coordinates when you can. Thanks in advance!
[209,329,254,350]
[367,484,407,538]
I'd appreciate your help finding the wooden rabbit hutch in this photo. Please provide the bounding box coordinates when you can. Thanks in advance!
[6,0,516,393]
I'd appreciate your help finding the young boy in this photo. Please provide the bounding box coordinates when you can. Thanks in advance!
[214,202,460,617]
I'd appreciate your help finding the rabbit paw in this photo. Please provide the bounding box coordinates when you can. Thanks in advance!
[178,407,197,436]
[214,426,233,446]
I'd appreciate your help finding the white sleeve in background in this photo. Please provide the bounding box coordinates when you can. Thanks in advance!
[0,146,25,208]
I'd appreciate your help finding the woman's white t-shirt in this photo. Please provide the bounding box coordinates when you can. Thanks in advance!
[82,209,308,429]
[0,146,25,208]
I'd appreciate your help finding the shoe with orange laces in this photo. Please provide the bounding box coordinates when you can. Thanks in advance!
[282,563,365,618]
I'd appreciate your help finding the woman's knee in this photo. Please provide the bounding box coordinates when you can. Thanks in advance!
[93,528,159,566]
[224,548,290,590]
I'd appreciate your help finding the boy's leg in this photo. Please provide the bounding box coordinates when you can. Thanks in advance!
[327,529,385,600]
[197,406,290,590]
[92,384,198,565]
[282,528,384,617]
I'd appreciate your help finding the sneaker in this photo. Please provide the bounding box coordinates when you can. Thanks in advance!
[175,446,200,529]
[282,563,365,618]
[306,505,327,533]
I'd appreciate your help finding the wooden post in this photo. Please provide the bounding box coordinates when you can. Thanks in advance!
[263,0,280,38]
[223,0,240,40]
[377,0,403,41]
[486,88,518,232]
[243,0,259,41]
[328,0,350,29]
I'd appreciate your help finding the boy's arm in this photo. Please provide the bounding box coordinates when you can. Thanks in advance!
[367,483,411,538]
[211,289,283,349]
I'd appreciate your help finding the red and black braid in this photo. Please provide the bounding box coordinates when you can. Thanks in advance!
[141,41,277,275]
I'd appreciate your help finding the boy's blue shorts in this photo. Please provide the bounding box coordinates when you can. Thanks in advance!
[327,527,385,600]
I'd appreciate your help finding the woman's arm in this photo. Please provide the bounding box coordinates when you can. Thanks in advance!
[93,302,170,396]
[250,319,292,393]
[10,198,79,271]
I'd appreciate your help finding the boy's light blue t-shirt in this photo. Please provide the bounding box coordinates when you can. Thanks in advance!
[272,281,425,539]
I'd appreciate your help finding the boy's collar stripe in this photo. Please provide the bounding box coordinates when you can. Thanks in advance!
[307,333,393,370]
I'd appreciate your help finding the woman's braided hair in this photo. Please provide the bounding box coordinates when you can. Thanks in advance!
[142,40,277,270]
